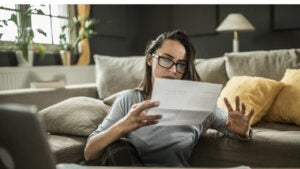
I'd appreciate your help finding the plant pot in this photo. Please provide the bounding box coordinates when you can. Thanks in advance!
[15,50,34,67]
[59,50,71,66]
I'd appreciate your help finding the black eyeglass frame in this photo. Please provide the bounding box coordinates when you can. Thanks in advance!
[151,53,187,74]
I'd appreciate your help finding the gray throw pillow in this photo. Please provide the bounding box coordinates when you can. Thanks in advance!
[195,57,228,87]
[94,54,145,99]
[37,97,109,136]
[225,49,300,80]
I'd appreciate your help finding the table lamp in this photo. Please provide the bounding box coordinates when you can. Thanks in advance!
[216,13,255,52]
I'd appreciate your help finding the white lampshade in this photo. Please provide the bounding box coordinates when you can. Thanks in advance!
[216,13,255,32]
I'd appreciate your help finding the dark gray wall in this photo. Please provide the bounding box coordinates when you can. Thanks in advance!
[1,5,299,66]
[90,4,300,61]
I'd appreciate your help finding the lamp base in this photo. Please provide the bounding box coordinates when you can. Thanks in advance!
[233,39,239,52]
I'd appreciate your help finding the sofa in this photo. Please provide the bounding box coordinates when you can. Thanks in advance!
[1,48,300,168]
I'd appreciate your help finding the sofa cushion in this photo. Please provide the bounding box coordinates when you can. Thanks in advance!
[195,57,228,86]
[190,122,300,167]
[94,54,145,99]
[38,97,109,136]
[103,89,131,106]
[225,49,300,80]
[217,76,284,125]
[48,134,86,163]
[264,69,300,125]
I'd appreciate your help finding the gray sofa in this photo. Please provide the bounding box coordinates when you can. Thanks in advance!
[1,49,300,168]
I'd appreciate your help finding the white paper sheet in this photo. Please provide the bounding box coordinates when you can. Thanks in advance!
[147,78,222,125]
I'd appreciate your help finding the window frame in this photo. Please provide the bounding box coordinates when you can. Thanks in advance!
[0,4,76,54]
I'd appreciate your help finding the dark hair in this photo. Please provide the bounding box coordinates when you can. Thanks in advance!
[139,29,200,97]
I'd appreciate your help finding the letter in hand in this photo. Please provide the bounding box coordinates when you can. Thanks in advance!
[223,96,254,138]
[120,100,162,133]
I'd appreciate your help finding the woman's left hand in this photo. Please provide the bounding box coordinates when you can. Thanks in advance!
[223,96,254,138]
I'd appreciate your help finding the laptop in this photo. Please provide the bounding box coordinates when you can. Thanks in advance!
[0,104,102,169]
[0,104,56,169]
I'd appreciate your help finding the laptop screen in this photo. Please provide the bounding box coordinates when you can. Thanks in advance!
[0,104,56,169]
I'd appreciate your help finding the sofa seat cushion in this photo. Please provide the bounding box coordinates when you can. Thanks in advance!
[48,134,86,164]
[189,122,300,167]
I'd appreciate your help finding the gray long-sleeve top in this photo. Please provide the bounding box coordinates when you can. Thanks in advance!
[88,89,235,166]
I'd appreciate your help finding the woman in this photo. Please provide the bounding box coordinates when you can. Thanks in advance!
[84,30,254,166]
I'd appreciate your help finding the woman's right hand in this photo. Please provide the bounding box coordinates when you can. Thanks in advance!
[84,100,162,161]
[119,100,162,133]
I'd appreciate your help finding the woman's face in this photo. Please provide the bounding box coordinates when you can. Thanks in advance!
[147,39,187,82]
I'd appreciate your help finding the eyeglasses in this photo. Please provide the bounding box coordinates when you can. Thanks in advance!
[152,53,187,74]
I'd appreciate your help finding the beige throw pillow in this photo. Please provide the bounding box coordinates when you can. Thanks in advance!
[38,97,109,136]
[225,49,300,80]
[94,54,145,99]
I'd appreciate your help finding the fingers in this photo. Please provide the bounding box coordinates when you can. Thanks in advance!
[241,103,246,115]
[247,107,255,120]
[137,113,162,122]
[235,96,240,112]
[225,96,247,114]
[134,100,159,114]
[129,100,162,128]
[135,113,162,128]
[224,97,233,112]
[139,120,159,127]
[145,114,163,121]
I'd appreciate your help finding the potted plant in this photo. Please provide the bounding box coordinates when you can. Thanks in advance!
[59,16,98,66]
[1,6,47,66]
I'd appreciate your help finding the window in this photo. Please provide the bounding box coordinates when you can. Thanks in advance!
[0,5,18,41]
[0,4,75,52]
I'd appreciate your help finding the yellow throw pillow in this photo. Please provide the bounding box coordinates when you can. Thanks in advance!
[264,69,300,125]
[217,76,284,125]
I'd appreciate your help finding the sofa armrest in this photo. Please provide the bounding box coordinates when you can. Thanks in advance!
[0,83,98,110]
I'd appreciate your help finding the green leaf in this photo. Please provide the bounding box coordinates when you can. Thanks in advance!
[20,44,29,61]
[25,8,32,16]
[2,20,7,26]
[35,9,45,15]
[37,43,46,57]
[84,20,93,28]
[25,27,34,39]
[59,34,66,39]
[36,28,47,37]
[88,30,93,34]
[72,16,79,23]
[62,25,67,31]
[9,13,18,25]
